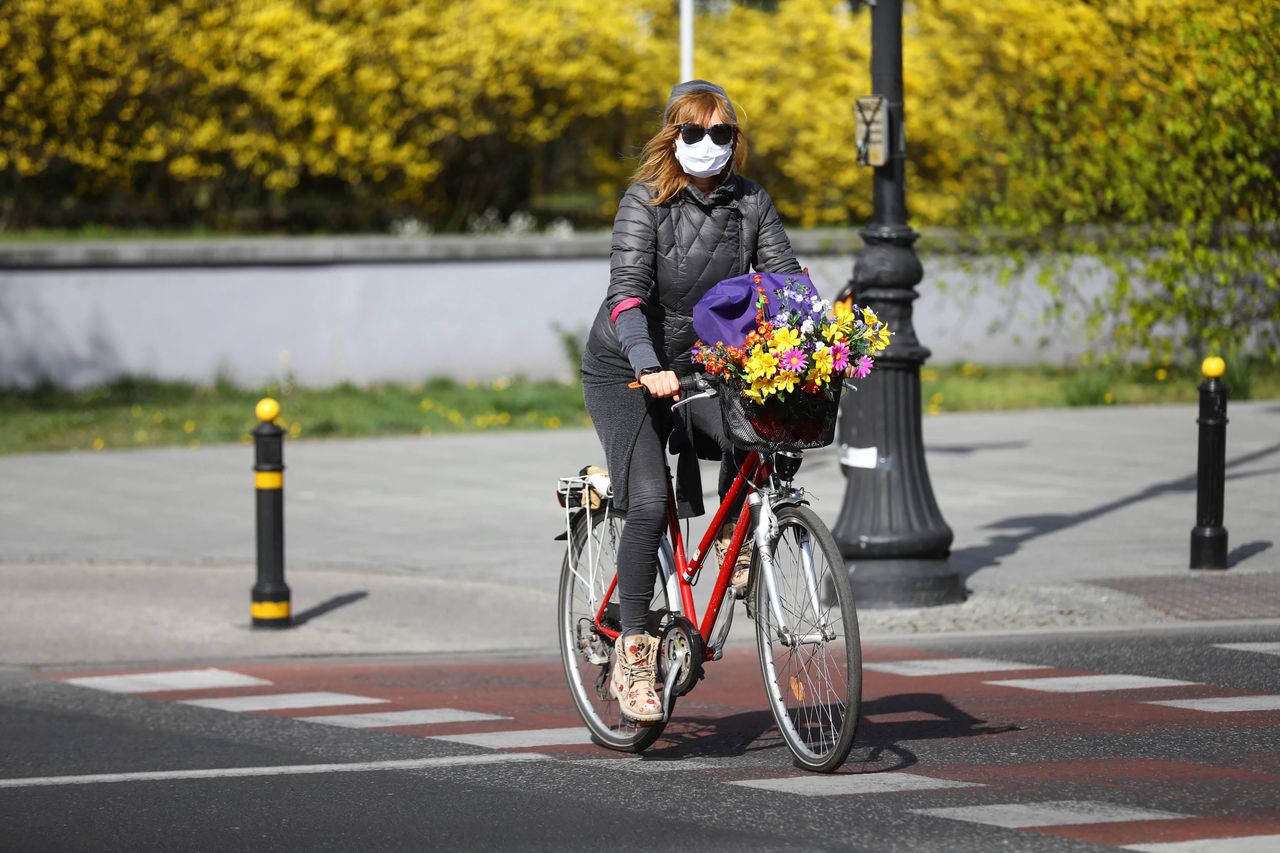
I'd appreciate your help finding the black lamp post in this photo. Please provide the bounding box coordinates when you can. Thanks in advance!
[832,0,962,607]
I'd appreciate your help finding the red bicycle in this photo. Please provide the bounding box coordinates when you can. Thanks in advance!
[556,377,862,772]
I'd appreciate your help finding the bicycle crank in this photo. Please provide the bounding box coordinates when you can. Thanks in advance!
[658,616,704,698]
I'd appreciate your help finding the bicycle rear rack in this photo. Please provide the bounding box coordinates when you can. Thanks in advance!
[558,472,613,614]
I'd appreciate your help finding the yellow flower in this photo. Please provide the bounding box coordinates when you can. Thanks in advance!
[861,306,880,327]
[811,347,834,376]
[745,345,779,382]
[773,371,798,394]
[745,374,779,402]
[865,324,892,353]
[831,301,857,334]
[770,326,802,351]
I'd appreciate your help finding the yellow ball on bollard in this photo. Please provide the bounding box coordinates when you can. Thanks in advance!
[1201,357,1226,379]
[256,397,281,423]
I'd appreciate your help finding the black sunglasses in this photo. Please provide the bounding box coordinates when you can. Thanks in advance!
[677,122,737,146]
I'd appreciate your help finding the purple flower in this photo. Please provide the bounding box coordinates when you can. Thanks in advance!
[778,347,808,373]
[852,355,874,379]
[829,342,850,372]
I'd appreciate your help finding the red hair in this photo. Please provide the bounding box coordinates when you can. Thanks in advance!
[631,90,748,206]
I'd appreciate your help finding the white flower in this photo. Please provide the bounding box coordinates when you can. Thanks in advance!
[800,318,815,335]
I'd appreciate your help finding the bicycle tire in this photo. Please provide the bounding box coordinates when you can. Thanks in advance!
[754,504,862,772]
[558,508,672,752]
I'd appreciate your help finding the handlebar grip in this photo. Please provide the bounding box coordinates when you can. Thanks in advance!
[679,373,711,397]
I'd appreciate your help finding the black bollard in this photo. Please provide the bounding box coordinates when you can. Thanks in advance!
[252,397,292,626]
[1190,357,1229,570]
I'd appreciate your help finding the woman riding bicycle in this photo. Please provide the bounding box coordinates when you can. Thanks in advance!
[580,80,808,723]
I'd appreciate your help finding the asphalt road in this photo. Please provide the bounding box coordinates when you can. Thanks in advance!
[3,622,1278,852]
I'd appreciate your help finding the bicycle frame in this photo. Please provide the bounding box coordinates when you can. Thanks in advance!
[593,450,770,658]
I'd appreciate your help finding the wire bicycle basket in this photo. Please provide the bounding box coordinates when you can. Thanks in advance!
[713,375,844,454]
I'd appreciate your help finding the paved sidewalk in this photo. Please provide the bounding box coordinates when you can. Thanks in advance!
[2,401,1277,666]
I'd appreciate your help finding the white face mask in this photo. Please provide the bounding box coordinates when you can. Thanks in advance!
[674,135,733,179]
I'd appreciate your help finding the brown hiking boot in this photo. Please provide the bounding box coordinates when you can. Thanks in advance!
[609,633,663,723]
[714,523,753,595]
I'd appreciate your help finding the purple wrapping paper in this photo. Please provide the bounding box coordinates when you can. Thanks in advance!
[692,271,820,348]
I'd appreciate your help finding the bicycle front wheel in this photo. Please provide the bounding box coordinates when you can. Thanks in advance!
[755,504,862,772]
[558,508,670,752]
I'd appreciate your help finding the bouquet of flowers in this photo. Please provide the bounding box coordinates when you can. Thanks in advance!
[690,272,892,451]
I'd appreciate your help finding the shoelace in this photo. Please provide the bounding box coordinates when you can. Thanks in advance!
[625,647,656,686]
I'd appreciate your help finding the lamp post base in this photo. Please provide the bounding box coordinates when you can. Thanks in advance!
[849,558,965,609]
[1189,526,1229,571]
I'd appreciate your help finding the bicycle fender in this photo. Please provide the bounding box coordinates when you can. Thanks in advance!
[554,508,586,540]
[769,493,810,513]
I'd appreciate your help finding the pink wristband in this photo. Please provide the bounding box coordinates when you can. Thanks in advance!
[610,298,642,324]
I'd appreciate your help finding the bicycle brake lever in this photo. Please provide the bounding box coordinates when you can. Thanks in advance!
[670,390,716,412]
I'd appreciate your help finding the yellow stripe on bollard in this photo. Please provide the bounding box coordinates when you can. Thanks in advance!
[255,471,283,490]
[251,600,291,620]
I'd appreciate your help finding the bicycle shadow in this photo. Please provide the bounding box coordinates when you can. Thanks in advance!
[637,692,1016,770]
[641,710,778,761]
[846,692,1020,773]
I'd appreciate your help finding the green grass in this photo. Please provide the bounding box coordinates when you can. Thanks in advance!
[919,359,1279,414]
[2,362,1277,456]
[0,376,591,455]
[0,226,247,242]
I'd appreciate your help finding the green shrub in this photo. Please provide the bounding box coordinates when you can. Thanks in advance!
[1062,368,1117,407]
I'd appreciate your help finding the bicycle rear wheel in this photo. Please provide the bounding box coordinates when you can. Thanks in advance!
[558,508,672,752]
[754,504,861,772]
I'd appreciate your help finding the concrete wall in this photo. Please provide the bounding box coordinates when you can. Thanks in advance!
[0,233,1103,389]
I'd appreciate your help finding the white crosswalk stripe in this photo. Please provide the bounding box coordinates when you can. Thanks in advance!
[1125,835,1280,852]
[64,668,271,693]
[986,674,1198,693]
[181,692,388,712]
[865,657,1048,677]
[912,800,1188,828]
[298,709,510,728]
[0,754,552,789]
[1146,695,1280,713]
[1213,642,1280,657]
[731,772,982,796]
[430,727,593,749]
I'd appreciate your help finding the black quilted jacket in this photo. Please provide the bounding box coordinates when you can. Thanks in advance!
[584,175,802,378]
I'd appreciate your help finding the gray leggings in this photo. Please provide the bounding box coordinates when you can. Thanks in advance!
[617,397,748,636]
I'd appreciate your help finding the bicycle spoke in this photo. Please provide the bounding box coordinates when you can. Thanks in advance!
[755,504,861,772]
[559,510,671,753]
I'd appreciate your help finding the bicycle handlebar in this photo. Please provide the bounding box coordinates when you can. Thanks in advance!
[679,373,712,397]
[627,371,716,409]
[671,373,716,412]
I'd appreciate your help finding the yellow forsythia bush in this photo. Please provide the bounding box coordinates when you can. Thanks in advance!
[0,0,1267,232]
